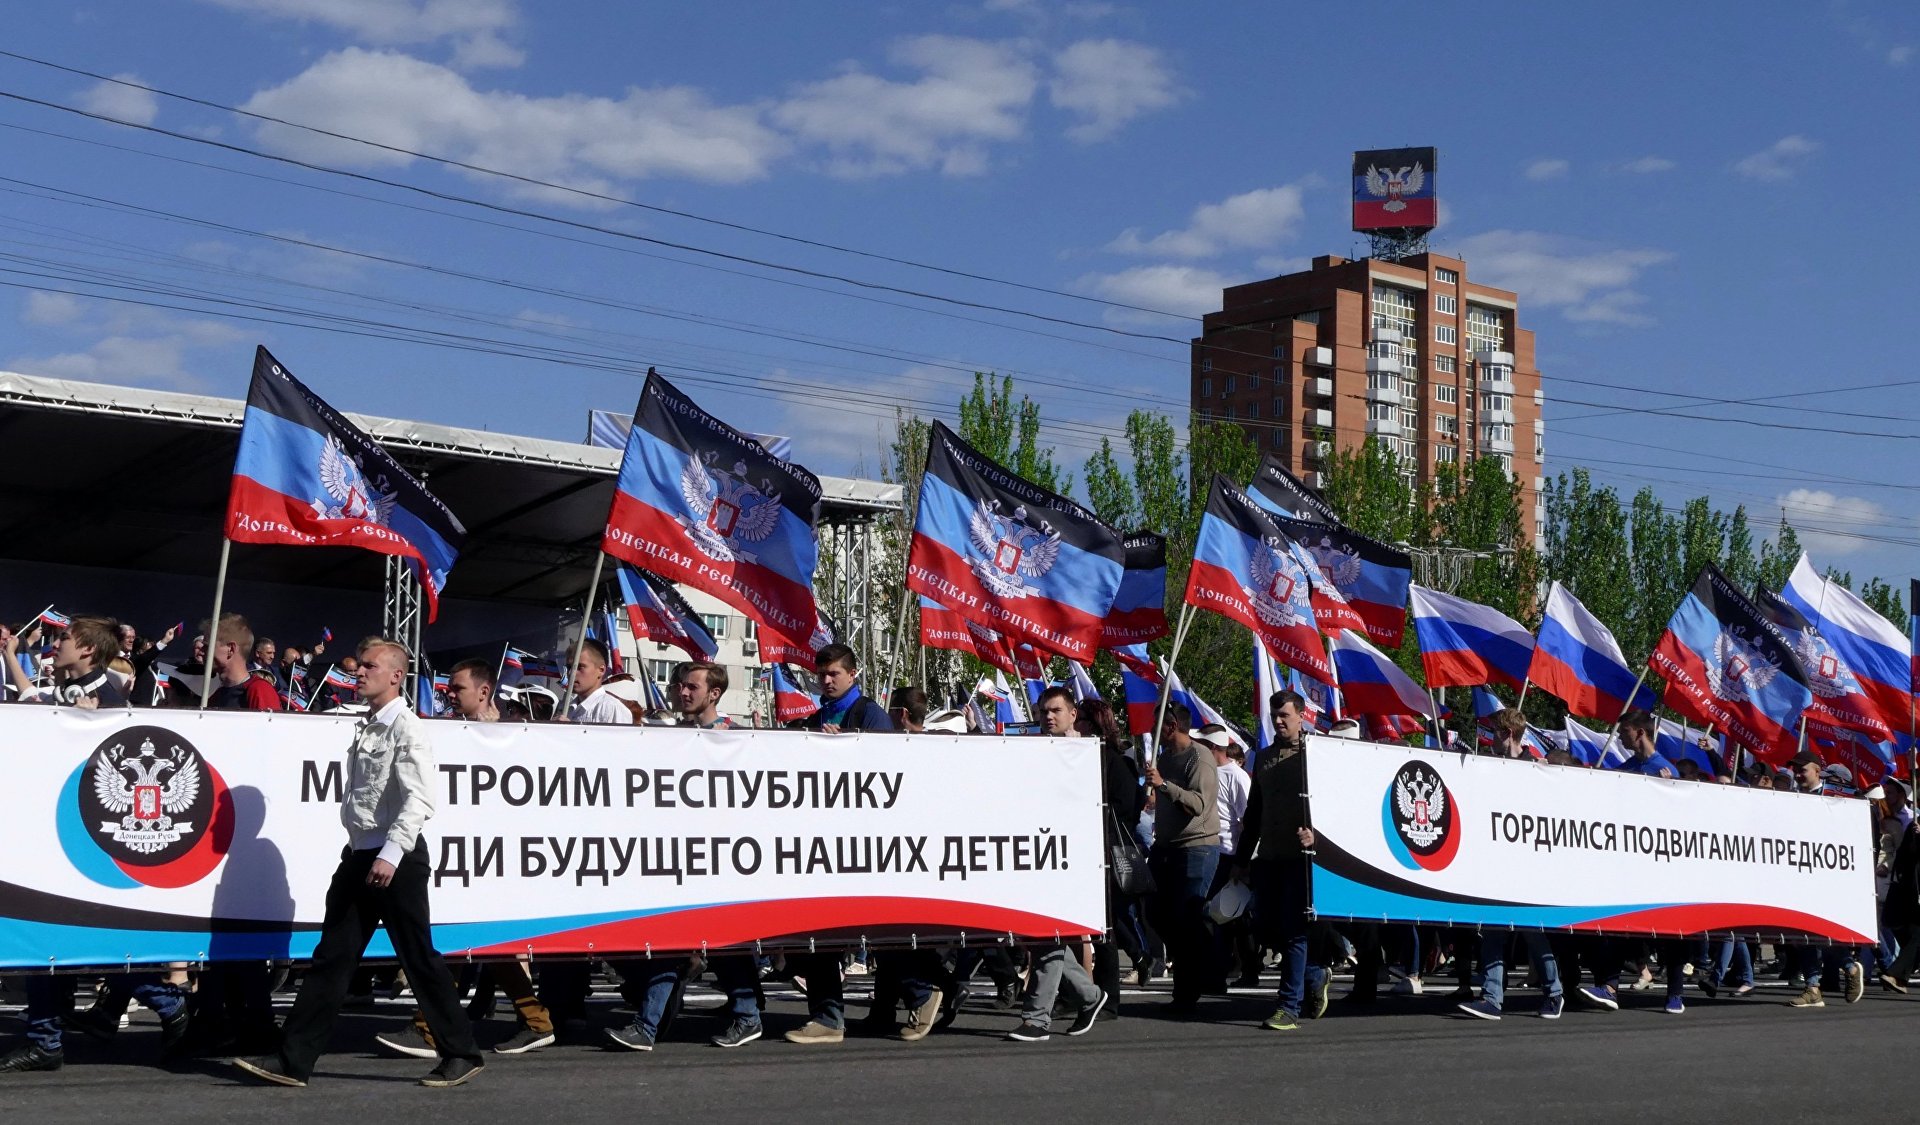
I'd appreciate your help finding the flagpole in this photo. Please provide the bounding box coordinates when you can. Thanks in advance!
[557,551,608,717]
[496,640,509,685]
[1149,602,1199,753]
[303,673,329,712]
[883,591,913,692]
[197,539,233,711]
[1516,678,1531,712]
[1602,664,1655,760]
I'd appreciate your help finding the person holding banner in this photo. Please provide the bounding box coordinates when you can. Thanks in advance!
[1457,711,1568,1022]
[1144,702,1220,1016]
[1007,687,1110,1042]
[235,639,484,1088]
[785,644,895,1045]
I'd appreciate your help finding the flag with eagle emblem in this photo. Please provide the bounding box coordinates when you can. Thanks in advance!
[1651,564,1812,763]
[907,421,1124,663]
[226,346,465,620]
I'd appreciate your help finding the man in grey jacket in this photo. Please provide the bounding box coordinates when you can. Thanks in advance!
[1144,701,1219,1014]
[236,639,484,1089]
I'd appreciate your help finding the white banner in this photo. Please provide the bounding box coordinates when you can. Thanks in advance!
[1305,738,1877,942]
[0,707,1104,968]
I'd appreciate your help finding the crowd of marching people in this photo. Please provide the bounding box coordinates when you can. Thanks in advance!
[3,603,1916,1089]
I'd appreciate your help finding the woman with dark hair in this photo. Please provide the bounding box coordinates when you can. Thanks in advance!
[1079,698,1150,1015]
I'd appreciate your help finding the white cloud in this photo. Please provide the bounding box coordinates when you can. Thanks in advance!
[1449,230,1673,327]
[1621,155,1677,174]
[1733,134,1819,181]
[773,36,1037,177]
[1523,158,1569,182]
[1892,44,1915,65]
[1254,254,1312,276]
[8,326,243,392]
[1049,39,1184,142]
[1106,184,1308,259]
[1074,264,1234,320]
[243,49,787,195]
[200,0,523,68]
[22,292,84,325]
[77,73,158,125]
[1776,489,1897,558]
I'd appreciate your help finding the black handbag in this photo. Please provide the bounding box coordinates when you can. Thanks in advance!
[1108,808,1156,895]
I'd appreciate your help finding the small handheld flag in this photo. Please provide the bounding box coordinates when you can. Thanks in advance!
[37,607,71,629]
[770,663,819,724]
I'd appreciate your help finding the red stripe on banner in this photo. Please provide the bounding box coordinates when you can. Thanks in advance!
[226,474,443,620]
[605,490,817,646]
[906,535,1105,663]
[1652,632,1796,761]
[458,897,1100,956]
[1569,902,1873,945]
[1185,558,1334,683]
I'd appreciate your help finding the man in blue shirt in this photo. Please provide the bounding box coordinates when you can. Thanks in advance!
[786,644,893,1045]
[1618,710,1676,778]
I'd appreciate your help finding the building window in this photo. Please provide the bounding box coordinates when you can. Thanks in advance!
[1272,426,1290,449]
[1201,356,1212,372]
[1272,344,1287,359]
[1481,392,1512,414]
[1370,284,1417,340]
[1435,267,1459,284]
[1434,294,1457,315]
[1435,385,1458,405]
[1434,324,1458,345]
[1273,365,1288,382]
[1400,407,1419,431]
[1247,400,1261,418]
[1466,305,1507,354]
[648,659,675,683]
[1199,377,1212,397]
[1224,374,1236,393]
[1297,310,1322,325]
[1435,414,1458,436]
[1367,371,1399,395]
[1225,404,1235,420]
[1398,437,1418,461]
[700,613,728,638]
[1434,354,1457,374]
[1534,433,1546,459]
[1367,401,1396,423]
[1437,445,1458,463]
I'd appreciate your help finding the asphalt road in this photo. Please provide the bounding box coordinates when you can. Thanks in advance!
[2,976,1911,1124]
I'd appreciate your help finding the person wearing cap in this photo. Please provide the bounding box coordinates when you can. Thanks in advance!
[1196,725,1256,992]
[1142,701,1220,1016]
[1457,710,1567,1022]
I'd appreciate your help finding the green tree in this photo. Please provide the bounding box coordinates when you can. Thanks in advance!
[1320,437,1416,543]
[958,372,1068,495]
[1082,437,1134,528]
[1755,518,1803,592]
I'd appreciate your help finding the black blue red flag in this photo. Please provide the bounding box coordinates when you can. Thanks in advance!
[1262,512,1412,646]
[1651,564,1813,763]
[603,369,822,654]
[615,564,718,662]
[227,346,465,620]
[1248,452,1339,524]
[907,421,1124,663]
[1100,532,1169,648]
[1186,474,1334,684]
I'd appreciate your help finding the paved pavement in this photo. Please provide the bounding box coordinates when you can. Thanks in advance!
[2,976,1912,1124]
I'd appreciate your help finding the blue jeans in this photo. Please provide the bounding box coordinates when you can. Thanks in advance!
[1149,844,1220,1005]
[789,953,844,1029]
[626,958,687,1037]
[1252,859,1312,1017]
[1479,933,1561,1008]
[25,975,184,1053]
[1708,939,1754,987]
[710,956,762,1026]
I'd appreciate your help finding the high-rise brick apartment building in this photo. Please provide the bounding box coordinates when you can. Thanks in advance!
[1189,252,1544,546]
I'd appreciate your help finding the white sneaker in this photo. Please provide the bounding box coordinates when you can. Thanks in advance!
[1391,975,1424,996]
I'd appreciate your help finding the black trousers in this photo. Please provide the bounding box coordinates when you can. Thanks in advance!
[278,844,480,1080]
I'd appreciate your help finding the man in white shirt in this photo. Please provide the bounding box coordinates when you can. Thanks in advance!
[1198,724,1255,991]
[235,639,484,1089]
[566,639,633,725]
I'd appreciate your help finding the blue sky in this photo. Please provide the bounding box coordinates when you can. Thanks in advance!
[3,0,1916,591]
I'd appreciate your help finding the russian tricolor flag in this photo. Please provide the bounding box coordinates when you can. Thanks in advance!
[1528,581,1656,722]
[1409,584,1533,691]
[1329,630,1434,719]
[1563,717,1627,768]
[1110,642,1159,684]
[1781,555,1911,742]
[1753,585,1893,743]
